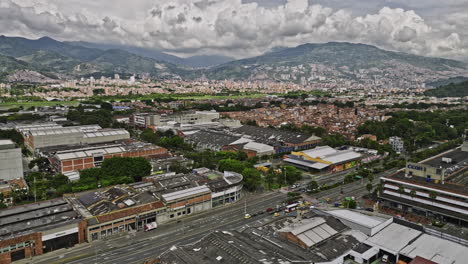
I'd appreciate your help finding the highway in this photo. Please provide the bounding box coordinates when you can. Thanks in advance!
[20,192,287,264]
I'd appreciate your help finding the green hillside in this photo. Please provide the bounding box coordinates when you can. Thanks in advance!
[424,81,468,97]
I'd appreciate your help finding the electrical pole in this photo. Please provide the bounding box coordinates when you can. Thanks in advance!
[34,176,36,203]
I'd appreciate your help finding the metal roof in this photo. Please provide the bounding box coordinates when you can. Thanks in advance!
[162,185,211,202]
[365,223,422,255]
[284,158,330,169]
[56,146,126,160]
[280,217,339,247]
[400,234,468,264]
[327,210,386,228]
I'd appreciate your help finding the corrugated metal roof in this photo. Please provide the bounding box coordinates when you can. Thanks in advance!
[162,185,210,202]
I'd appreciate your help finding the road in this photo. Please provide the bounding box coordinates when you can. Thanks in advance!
[311,168,399,201]
[19,192,287,264]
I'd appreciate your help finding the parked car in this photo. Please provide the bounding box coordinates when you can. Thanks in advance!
[382,254,389,263]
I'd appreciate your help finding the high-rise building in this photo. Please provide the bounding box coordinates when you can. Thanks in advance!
[389,136,405,153]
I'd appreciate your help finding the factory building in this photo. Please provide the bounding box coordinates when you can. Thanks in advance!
[17,124,130,150]
[0,198,86,263]
[47,140,169,174]
[0,140,24,181]
[284,145,362,172]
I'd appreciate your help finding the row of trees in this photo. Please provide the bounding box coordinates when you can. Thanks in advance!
[73,157,151,192]
[357,109,467,152]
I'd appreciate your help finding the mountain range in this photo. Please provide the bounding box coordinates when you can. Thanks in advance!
[0,35,467,83]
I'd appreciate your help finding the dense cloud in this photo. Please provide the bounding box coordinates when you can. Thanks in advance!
[3,0,468,60]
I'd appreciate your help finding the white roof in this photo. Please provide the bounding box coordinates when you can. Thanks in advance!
[56,146,125,160]
[162,185,211,202]
[400,234,468,264]
[303,146,337,157]
[243,141,274,152]
[279,217,339,247]
[300,146,361,164]
[323,150,361,163]
[327,210,385,228]
[365,223,422,254]
[284,158,330,169]
[230,137,253,145]
[0,139,14,146]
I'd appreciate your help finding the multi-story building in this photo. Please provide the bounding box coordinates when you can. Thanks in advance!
[379,146,468,226]
[0,140,24,181]
[0,198,86,263]
[389,136,405,153]
[65,169,243,242]
[47,141,168,174]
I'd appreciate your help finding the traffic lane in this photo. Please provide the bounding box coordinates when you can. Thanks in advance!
[32,193,286,264]
[121,212,276,264]
[70,204,277,264]
[56,193,287,264]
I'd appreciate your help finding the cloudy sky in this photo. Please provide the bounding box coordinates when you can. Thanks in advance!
[1,0,468,60]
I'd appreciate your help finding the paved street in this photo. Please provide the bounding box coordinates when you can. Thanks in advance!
[18,192,287,264]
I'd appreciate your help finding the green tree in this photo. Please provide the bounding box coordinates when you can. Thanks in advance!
[366,183,373,194]
[398,186,406,194]
[282,165,302,185]
[429,191,438,200]
[344,174,354,184]
[218,159,247,173]
[308,180,319,191]
[241,168,262,191]
[410,189,417,199]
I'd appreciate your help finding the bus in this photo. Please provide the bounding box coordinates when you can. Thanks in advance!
[285,203,299,213]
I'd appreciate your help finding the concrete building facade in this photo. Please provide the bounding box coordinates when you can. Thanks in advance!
[0,140,24,181]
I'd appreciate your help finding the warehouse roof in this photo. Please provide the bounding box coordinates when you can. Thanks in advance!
[186,130,240,149]
[301,146,361,164]
[83,129,129,138]
[26,125,102,136]
[56,146,125,160]
[365,223,422,255]
[284,157,330,169]
[327,210,386,229]
[162,185,211,202]
[233,125,319,144]
[400,234,468,264]
[0,139,15,149]
[0,198,80,240]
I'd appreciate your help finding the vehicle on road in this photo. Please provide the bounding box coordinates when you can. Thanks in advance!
[244,213,251,219]
[266,208,273,213]
[382,254,389,263]
[365,208,374,212]
[144,222,157,231]
[285,203,299,212]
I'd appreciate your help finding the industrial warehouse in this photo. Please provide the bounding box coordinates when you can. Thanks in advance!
[284,145,381,172]
[17,123,130,150]
[159,209,468,264]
